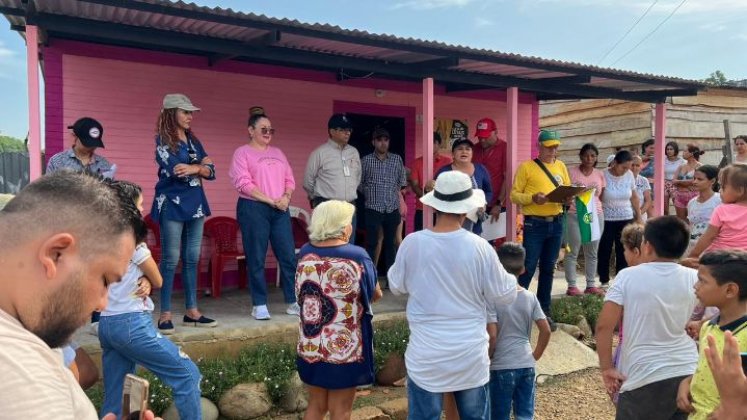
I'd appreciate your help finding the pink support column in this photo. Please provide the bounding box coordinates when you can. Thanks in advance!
[653,102,667,216]
[26,25,42,180]
[422,78,435,229]
[506,87,519,240]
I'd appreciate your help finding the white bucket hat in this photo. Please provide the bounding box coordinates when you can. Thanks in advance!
[420,171,486,215]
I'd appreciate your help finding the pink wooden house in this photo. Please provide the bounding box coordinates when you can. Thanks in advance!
[2,0,705,287]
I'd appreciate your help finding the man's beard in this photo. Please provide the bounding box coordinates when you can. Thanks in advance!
[32,271,90,348]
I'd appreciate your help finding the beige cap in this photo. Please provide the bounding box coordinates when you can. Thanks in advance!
[162,93,200,111]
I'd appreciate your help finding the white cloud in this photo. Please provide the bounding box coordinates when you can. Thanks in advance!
[0,41,24,80]
[474,17,494,27]
[391,0,476,10]
[531,0,747,14]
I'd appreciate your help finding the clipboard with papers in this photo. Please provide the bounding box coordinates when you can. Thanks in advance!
[545,185,588,203]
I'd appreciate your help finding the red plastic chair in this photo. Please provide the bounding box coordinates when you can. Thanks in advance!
[203,216,246,298]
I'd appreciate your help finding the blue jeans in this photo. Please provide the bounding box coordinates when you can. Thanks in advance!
[407,378,489,420]
[159,215,205,312]
[518,216,563,315]
[98,312,202,419]
[237,198,297,306]
[489,368,536,420]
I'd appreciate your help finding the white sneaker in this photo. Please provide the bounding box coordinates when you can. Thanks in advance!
[286,302,300,316]
[251,305,271,320]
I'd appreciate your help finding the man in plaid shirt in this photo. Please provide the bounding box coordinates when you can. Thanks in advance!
[360,128,407,276]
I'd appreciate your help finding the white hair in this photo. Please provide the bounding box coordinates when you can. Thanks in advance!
[308,200,355,242]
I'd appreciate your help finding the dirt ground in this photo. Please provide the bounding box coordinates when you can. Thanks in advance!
[535,368,616,420]
[268,368,616,419]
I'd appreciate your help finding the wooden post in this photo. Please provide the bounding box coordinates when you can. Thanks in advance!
[422,78,435,229]
[506,87,519,241]
[721,119,733,167]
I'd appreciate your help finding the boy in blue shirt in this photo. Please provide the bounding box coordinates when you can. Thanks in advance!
[489,242,552,420]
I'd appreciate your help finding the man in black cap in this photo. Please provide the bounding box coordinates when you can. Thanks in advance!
[46,117,115,178]
[303,113,362,243]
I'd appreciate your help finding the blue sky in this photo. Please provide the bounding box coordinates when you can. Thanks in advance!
[0,0,745,139]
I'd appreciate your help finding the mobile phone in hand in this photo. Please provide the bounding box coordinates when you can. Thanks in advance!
[122,374,149,420]
[741,352,747,375]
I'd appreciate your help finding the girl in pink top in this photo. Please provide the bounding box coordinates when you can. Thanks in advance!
[685,164,747,267]
[228,113,299,320]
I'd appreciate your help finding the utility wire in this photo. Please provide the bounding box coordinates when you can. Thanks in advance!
[597,0,659,65]
[610,0,688,67]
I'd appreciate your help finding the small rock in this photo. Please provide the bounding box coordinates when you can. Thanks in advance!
[279,372,308,413]
[576,318,593,339]
[218,382,272,419]
[378,397,408,420]
[376,353,406,386]
[556,323,584,339]
[161,397,219,420]
[350,406,390,420]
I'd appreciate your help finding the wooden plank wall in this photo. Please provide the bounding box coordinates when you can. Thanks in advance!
[540,88,747,168]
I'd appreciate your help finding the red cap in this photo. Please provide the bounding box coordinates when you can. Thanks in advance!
[474,118,497,138]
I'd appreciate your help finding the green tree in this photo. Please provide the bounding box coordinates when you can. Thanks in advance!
[704,70,728,86]
[0,135,26,152]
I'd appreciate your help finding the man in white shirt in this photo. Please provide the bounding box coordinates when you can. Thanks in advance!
[304,113,362,243]
[388,171,517,419]
[596,216,698,419]
[0,172,148,419]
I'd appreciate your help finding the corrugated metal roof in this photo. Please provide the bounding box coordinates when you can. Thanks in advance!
[0,0,710,100]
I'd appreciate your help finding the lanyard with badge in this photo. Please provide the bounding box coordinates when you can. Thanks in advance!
[343,157,351,177]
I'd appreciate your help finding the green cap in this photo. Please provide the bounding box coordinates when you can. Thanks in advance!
[538,130,560,147]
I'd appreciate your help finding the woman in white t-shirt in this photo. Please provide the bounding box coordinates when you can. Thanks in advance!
[598,151,640,289]
[98,181,202,419]
[733,135,747,165]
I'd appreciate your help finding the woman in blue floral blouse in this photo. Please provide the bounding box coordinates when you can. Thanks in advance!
[151,93,217,334]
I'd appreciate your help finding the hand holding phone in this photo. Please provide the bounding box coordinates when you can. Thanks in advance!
[122,374,150,420]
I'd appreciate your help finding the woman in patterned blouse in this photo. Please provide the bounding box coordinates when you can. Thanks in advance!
[295,200,383,420]
[151,93,217,334]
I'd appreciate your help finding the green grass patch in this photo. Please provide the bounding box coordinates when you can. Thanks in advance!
[551,294,604,329]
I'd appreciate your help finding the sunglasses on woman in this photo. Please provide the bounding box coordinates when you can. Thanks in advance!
[260,127,275,135]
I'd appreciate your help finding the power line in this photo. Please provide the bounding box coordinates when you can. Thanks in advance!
[610,0,688,67]
[597,0,659,65]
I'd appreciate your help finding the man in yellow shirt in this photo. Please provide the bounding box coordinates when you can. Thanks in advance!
[510,130,570,331]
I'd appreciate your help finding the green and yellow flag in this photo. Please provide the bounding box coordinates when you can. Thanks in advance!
[576,189,601,244]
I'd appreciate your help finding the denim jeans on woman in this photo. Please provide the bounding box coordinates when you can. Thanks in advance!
[159,214,205,312]
[564,212,604,289]
[518,216,564,315]
[237,198,297,306]
[99,312,202,419]
[489,368,535,420]
[407,378,489,420]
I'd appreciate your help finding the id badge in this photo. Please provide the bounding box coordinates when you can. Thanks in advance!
[343,161,351,177]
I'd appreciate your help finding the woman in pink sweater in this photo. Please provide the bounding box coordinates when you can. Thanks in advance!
[229,113,299,320]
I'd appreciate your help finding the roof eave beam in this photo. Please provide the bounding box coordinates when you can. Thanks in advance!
[208,29,281,66]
